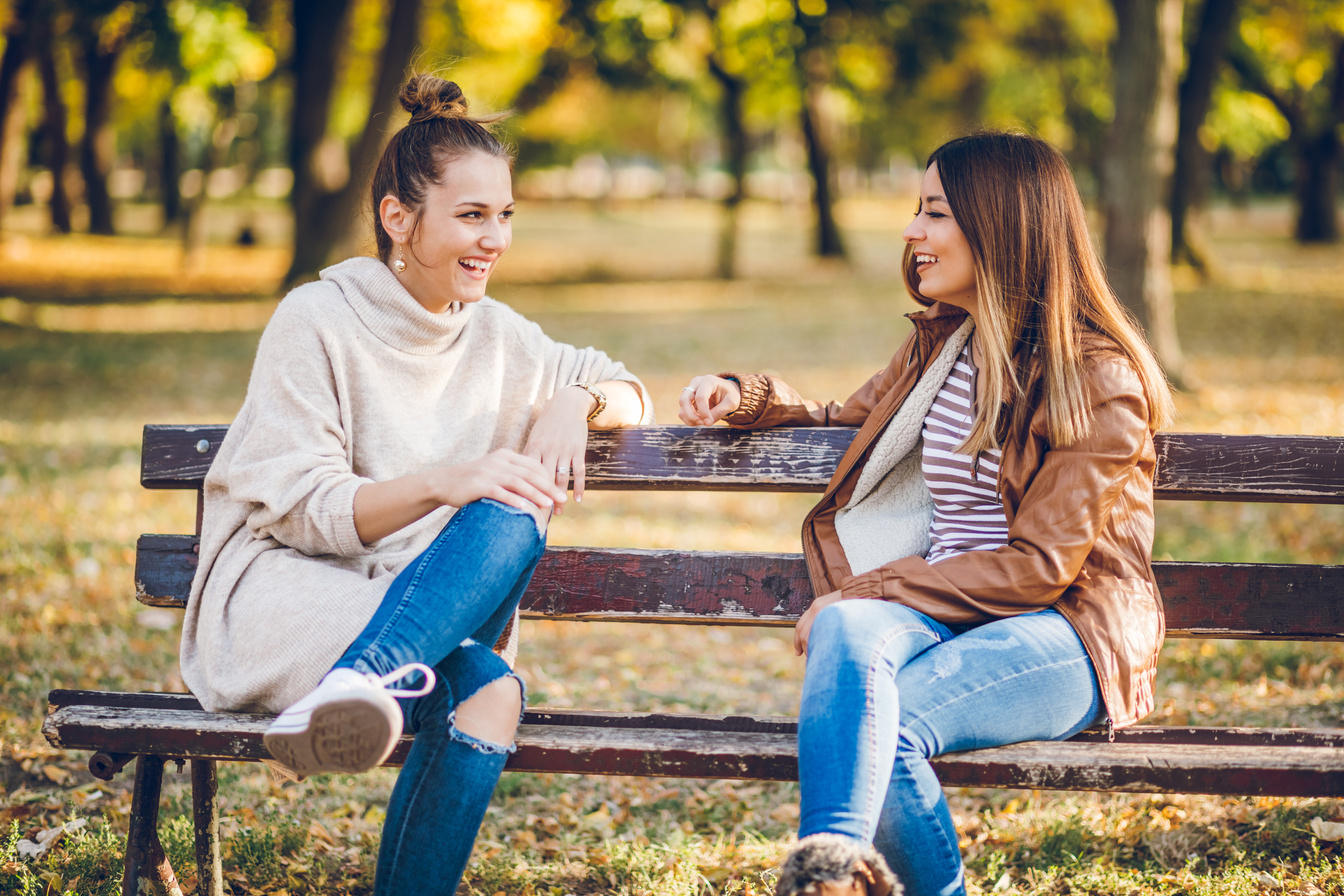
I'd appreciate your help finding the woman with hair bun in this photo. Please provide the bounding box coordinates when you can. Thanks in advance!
[679,132,1174,896]
[180,74,652,893]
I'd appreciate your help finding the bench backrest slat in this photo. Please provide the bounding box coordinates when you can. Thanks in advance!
[137,424,1344,643]
[135,536,1344,639]
[142,425,1344,503]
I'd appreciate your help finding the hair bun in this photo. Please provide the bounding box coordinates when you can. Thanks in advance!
[400,74,469,125]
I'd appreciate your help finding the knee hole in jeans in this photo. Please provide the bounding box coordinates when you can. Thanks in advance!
[451,675,523,750]
[478,497,550,539]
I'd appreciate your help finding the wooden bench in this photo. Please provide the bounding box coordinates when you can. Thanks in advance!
[44,424,1344,896]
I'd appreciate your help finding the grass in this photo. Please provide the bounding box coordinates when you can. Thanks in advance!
[2,196,1343,895]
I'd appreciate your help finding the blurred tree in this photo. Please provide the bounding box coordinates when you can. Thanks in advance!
[792,1,844,259]
[286,0,421,286]
[161,0,274,264]
[0,0,39,227]
[484,0,738,264]
[1101,0,1186,383]
[788,0,974,260]
[32,5,73,232]
[158,98,181,224]
[707,50,746,278]
[72,0,140,235]
[1170,0,1240,271]
[1226,0,1343,242]
[697,0,786,277]
[879,1,1112,182]
[507,0,973,265]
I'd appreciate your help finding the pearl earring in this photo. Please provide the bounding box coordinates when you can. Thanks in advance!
[392,249,407,274]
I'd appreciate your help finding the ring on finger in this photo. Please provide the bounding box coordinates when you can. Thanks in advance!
[557,467,570,474]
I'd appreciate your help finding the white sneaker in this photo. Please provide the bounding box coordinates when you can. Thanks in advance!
[263,663,436,777]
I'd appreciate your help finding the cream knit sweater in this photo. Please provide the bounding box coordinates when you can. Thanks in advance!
[180,257,652,713]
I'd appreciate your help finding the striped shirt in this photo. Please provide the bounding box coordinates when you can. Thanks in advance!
[921,339,1009,564]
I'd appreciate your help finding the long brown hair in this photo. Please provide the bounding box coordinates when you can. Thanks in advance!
[902,132,1174,452]
[370,74,513,263]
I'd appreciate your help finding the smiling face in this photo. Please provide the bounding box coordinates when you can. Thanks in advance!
[383,151,514,313]
[903,162,979,318]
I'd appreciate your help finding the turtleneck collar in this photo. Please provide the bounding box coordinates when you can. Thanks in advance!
[320,256,475,355]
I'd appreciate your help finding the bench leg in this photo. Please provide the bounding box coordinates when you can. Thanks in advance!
[121,756,184,896]
[191,759,225,896]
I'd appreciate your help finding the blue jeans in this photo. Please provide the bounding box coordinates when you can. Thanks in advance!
[333,499,546,896]
[798,599,1106,896]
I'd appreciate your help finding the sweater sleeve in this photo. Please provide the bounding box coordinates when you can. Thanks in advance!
[839,356,1152,622]
[528,319,656,424]
[220,298,374,558]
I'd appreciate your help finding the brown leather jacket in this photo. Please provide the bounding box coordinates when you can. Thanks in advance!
[725,302,1164,730]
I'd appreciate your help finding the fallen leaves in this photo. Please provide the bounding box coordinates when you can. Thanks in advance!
[15,817,86,859]
[4,219,1344,896]
[1310,817,1344,842]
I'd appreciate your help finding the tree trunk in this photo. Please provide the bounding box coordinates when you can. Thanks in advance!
[34,11,72,233]
[0,0,37,229]
[1293,129,1340,242]
[1226,35,1343,245]
[285,0,420,287]
[791,6,845,262]
[182,91,238,269]
[708,53,746,280]
[284,0,354,283]
[159,99,181,227]
[798,89,844,259]
[1102,0,1186,383]
[1293,37,1344,242]
[0,64,28,225]
[510,50,574,115]
[1171,0,1240,270]
[78,17,131,235]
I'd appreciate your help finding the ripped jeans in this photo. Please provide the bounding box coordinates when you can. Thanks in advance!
[332,498,546,896]
[798,600,1107,896]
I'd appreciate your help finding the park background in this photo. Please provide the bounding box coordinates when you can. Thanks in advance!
[1,0,1343,893]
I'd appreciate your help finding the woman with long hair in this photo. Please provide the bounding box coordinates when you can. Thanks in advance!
[181,74,652,894]
[680,132,1174,896]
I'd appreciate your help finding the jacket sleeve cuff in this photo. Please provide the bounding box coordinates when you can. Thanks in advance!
[719,372,770,426]
[839,570,887,600]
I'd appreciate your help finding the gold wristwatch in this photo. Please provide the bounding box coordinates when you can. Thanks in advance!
[568,381,607,422]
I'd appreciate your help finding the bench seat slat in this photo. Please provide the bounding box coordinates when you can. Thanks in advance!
[45,691,1344,748]
[43,704,1344,796]
[142,426,1344,503]
[135,537,1344,639]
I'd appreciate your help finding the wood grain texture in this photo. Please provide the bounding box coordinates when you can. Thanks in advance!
[133,537,1344,639]
[1154,432,1344,503]
[142,425,1344,502]
[107,423,1344,800]
[46,692,1344,747]
[43,704,1344,795]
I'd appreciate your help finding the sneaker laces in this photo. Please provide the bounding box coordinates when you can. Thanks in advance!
[373,662,437,698]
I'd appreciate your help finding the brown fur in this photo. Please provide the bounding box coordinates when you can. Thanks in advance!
[774,833,900,896]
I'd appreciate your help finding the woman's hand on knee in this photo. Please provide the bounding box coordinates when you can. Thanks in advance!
[678,375,741,426]
[432,449,567,515]
[794,590,843,656]
[354,451,564,543]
